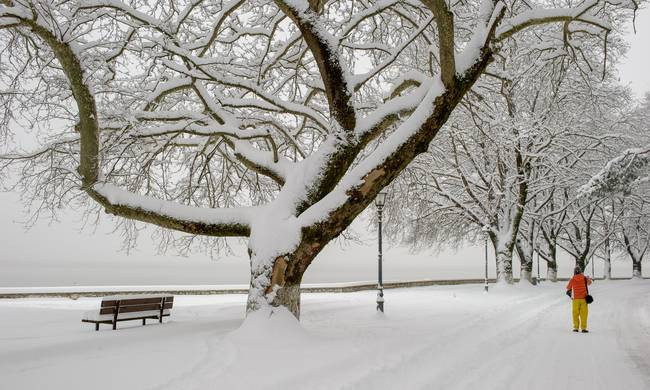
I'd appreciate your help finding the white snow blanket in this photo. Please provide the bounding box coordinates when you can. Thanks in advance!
[1,281,649,390]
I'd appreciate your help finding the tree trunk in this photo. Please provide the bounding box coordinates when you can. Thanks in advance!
[542,238,558,282]
[515,240,533,284]
[546,263,558,282]
[603,238,612,280]
[575,256,587,273]
[246,227,330,319]
[495,249,514,284]
[518,255,533,284]
[246,252,309,319]
[632,260,642,279]
[603,259,612,280]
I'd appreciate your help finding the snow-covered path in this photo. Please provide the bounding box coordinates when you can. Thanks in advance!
[340,281,650,390]
[1,281,648,390]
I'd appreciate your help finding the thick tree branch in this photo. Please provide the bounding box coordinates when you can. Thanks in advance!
[5,4,252,237]
[274,0,356,132]
[422,0,456,88]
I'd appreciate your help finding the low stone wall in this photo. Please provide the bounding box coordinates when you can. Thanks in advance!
[0,277,640,299]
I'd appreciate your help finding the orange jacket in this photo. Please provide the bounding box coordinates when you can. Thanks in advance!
[566,274,592,299]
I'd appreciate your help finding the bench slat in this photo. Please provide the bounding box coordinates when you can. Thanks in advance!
[100,296,173,307]
[100,307,117,315]
[100,301,173,315]
[118,303,163,314]
[118,297,166,306]
[100,305,172,315]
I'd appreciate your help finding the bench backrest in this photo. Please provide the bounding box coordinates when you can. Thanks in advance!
[99,296,174,316]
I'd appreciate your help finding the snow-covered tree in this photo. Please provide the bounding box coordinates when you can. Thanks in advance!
[0,0,638,317]
[578,93,650,279]
[591,200,622,280]
[514,217,537,283]
[619,194,650,278]
[581,94,650,197]
[386,36,632,284]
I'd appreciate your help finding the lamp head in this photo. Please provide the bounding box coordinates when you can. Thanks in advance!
[375,191,387,208]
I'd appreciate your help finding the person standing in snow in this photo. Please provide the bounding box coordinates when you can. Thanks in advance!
[566,266,592,333]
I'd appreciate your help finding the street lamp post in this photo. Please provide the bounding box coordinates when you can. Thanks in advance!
[375,191,387,312]
[536,245,541,284]
[481,225,489,293]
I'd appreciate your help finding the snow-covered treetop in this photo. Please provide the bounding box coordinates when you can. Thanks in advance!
[580,94,650,198]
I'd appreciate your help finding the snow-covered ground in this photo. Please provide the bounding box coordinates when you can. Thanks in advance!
[1,280,649,390]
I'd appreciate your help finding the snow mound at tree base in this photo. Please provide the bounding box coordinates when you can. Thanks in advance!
[226,306,312,346]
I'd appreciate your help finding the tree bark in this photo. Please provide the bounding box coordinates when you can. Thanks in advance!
[546,243,558,282]
[575,256,587,272]
[247,251,308,319]
[546,264,558,282]
[247,256,304,318]
[540,233,558,282]
[603,238,612,280]
[495,249,514,283]
[623,230,644,280]
[515,239,533,284]
[632,260,642,279]
[246,224,335,319]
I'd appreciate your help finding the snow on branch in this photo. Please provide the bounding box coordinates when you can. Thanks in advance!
[275,0,356,131]
[580,145,650,198]
[92,183,254,236]
[455,0,505,76]
[496,0,616,41]
[297,77,447,228]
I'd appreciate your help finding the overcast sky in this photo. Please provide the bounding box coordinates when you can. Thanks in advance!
[618,7,650,98]
[1,10,649,287]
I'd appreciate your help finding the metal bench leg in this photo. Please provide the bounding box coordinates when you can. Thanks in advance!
[113,300,120,330]
[142,318,146,326]
[96,323,99,331]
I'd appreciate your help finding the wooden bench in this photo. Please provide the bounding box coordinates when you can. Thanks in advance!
[82,295,174,331]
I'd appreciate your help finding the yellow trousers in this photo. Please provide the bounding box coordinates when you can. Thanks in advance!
[572,298,588,330]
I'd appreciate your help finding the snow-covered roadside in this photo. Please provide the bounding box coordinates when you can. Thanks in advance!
[1,281,648,390]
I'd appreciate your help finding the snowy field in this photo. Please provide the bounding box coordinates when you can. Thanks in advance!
[1,281,649,390]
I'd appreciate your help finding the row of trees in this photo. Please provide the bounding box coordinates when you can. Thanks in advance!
[0,0,642,319]
[384,60,650,283]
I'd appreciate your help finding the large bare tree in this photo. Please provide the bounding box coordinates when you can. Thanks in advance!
[0,0,636,318]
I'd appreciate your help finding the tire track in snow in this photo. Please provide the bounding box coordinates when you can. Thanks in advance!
[342,282,647,390]
[344,290,565,390]
[316,288,562,390]
[427,282,647,390]
[146,314,243,390]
